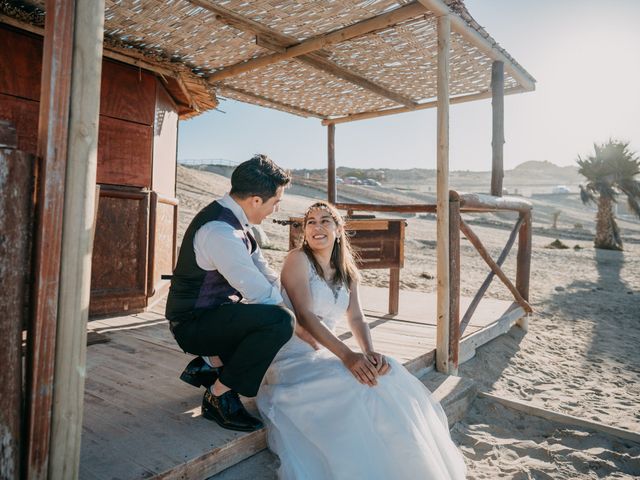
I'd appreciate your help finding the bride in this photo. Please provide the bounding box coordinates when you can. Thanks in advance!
[256,201,466,479]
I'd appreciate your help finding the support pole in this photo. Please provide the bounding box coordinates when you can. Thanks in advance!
[448,197,460,374]
[515,211,532,330]
[435,14,451,374]
[327,123,336,204]
[25,1,76,477]
[49,0,105,478]
[491,60,504,197]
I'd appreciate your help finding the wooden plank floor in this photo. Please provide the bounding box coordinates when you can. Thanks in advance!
[80,288,522,480]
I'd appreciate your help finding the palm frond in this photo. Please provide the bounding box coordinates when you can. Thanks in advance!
[579,185,596,205]
[618,180,640,218]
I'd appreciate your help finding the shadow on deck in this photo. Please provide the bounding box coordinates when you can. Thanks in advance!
[80,287,525,479]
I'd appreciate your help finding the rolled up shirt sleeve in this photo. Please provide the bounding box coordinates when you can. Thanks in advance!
[194,222,283,305]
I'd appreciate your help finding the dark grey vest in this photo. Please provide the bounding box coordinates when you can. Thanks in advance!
[165,201,256,322]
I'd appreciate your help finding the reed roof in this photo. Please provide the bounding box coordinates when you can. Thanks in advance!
[1,0,535,121]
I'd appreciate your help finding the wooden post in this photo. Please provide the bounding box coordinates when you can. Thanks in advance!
[25,1,76,478]
[389,268,400,315]
[48,0,105,478]
[327,123,336,204]
[491,60,504,197]
[0,122,34,480]
[516,211,532,330]
[448,197,460,373]
[435,14,451,374]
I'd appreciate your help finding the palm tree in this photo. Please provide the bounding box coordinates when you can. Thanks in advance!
[577,140,640,250]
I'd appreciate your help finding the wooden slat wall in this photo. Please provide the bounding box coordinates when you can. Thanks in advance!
[0,25,156,189]
[100,60,156,126]
[1,25,180,317]
[96,116,153,187]
[0,122,35,480]
[0,26,42,101]
[0,93,39,154]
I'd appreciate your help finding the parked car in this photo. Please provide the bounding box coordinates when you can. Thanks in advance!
[552,185,571,194]
[344,176,362,185]
[363,178,382,186]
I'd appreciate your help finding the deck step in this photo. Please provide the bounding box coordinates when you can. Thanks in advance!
[210,371,477,479]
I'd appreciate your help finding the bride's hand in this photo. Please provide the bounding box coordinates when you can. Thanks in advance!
[343,351,379,386]
[295,324,320,350]
[366,351,391,376]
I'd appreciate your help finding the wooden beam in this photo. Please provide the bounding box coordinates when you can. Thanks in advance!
[48,0,105,478]
[322,87,526,125]
[417,0,535,91]
[435,14,451,374]
[192,0,417,107]
[297,55,417,107]
[459,219,532,313]
[25,1,76,478]
[335,203,437,213]
[454,191,532,213]
[491,60,504,196]
[327,124,336,204]
[478,391,640,444]
[207,2,426,82]
[218,84,324,118]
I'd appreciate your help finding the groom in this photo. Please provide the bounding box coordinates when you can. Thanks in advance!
[166,154,295,432]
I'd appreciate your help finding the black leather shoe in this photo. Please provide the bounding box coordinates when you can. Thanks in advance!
[179,357,222,389]
[202,389,264,432]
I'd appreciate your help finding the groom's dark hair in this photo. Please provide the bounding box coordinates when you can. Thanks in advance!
[230,154,291,201]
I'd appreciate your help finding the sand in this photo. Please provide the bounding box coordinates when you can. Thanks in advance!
[178,165,640,478]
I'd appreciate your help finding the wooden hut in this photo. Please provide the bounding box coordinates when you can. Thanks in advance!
[0,0,535,478]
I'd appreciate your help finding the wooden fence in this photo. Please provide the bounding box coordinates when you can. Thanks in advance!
[336,190,532,370]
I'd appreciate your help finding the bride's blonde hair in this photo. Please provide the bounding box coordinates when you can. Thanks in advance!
[301,201,360,288]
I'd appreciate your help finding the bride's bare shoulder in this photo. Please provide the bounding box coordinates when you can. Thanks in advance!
[283,249,310,274]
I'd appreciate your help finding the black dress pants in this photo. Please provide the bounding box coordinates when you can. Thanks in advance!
[172,303,294,397]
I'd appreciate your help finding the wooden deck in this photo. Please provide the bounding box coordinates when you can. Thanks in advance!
[80,287,525,480]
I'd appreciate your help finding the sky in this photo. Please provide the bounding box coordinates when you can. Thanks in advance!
[177,0,640,172]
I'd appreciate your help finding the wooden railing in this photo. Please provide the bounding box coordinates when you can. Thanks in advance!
[336,190,533,371]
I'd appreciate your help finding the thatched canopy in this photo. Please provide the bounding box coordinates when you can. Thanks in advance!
[1,0,534,121]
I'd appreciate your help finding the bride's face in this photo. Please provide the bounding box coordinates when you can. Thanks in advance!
[304,209,341,252]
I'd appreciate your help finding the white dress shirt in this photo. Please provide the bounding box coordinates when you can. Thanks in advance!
[193,193,283,305]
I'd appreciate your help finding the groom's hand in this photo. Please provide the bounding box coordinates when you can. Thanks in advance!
[296,324,320,350]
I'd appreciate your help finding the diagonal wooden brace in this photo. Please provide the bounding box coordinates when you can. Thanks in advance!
[459,219,533,313]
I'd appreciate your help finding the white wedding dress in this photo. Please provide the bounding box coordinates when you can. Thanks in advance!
[256,261,467,480]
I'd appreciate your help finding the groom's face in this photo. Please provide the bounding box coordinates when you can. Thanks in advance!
[247,186,284,224]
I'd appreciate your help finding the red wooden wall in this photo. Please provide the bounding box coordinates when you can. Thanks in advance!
[0,24,178,316]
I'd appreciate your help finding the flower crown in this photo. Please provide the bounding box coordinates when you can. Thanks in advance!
[304,202,343,226]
